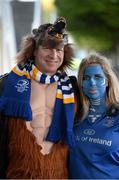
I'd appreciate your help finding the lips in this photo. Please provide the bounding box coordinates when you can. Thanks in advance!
[89,88,97,93]
[46,60,58,63]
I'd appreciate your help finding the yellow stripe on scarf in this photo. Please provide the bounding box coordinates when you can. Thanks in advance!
[56,92,63,99]
[63,97,75,104]
[32,66,39,80]
[56,93,74,104]
[12,67,30,79]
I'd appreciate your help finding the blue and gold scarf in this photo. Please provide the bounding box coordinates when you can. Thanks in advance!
[0,60,75,146]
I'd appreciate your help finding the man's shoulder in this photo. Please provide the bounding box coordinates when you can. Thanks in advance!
[69,75,79,97]
[0,73,9,96]
[69,75,78,88]
[69,75,77,81]
[0,73,8,80]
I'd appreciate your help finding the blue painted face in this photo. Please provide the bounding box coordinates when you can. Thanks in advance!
[82,65,107,100]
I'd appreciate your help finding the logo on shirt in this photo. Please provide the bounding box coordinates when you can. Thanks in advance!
[76,130,112,147]
[15,79,29,92]
[103,117,114,127]
[83,129,95,135]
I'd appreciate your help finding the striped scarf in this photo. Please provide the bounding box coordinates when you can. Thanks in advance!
[0,61,75,146]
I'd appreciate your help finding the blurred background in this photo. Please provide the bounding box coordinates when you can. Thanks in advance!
[0,0,119,77]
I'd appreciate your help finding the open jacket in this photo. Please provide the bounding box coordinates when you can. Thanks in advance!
[0,73,79,178]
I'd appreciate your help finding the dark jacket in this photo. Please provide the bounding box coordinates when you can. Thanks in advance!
[0,74,9,178]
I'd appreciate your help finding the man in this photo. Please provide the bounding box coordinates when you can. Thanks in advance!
[0,17,76,179]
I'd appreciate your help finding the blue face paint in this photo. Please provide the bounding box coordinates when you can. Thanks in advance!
[82,65,107,101]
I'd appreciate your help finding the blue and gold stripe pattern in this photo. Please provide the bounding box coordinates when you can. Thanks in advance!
[12,60,75,104]
[0,60,75,146]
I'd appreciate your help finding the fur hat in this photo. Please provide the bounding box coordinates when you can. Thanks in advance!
[32,17,68,48]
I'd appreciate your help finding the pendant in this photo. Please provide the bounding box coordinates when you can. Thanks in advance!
[91,117,97,123]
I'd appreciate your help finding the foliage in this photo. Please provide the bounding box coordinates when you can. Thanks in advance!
[55,0,119,51]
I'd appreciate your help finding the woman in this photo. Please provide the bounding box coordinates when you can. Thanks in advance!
[69,53,119,179]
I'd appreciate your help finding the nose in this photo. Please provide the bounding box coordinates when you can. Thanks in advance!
[90,77,96,86]
[51,49,57,59]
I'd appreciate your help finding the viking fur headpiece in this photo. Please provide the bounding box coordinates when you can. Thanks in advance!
[32,17,68,48]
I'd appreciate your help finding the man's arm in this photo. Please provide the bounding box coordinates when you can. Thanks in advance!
[0,73,9,178]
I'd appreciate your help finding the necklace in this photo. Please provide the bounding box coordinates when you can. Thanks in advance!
[88,105,103,123]
[90,98,101,106]
[88,114,101,123]
[88,97,106,123]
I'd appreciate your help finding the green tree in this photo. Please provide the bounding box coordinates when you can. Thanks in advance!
[55,0,119,55]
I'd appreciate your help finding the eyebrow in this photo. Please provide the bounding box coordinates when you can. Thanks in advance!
[84,73,102,75]
[84,73,103,76]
